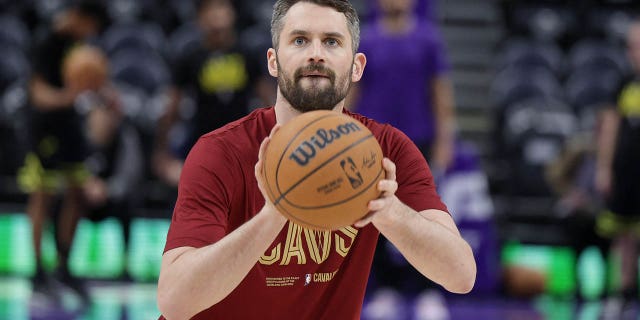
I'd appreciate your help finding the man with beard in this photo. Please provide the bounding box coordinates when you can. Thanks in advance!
[157,1,476,319]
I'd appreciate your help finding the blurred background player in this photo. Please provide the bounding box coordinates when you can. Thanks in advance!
[347,0,457,316]
[80,75,143,281]
[595,19,640,318]
[17,1,109,303]
[153,0,275,186]
[348,0,455,174]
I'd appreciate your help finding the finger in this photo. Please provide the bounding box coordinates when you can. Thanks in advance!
[269,124,281,138]
[256,136,271,182]
[378,180,398,196]
[258,136,271,163]
[354,219,370,228]
[368,198,387,211]
[383,158,396,181]
[257,124,280,174]
[255,160,261,181]
[354,212,374,228]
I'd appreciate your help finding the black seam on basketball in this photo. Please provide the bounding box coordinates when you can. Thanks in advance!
[274,133,376,205]
[284,165,384,210]
[278,204,336,230]
[277,202,343,230]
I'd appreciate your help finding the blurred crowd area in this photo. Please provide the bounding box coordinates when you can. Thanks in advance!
[0,0,282,205]
[0,0,639,318]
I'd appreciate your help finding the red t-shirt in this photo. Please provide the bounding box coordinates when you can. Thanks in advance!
[160,107,447,320]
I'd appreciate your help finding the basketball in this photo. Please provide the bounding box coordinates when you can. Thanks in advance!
[263,110,384,230]
[63,45,108,93]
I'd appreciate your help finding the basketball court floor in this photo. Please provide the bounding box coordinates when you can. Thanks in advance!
[0,277,630,320]
[0,214,636,319]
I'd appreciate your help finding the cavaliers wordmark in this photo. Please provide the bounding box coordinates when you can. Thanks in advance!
[259,223,358,266]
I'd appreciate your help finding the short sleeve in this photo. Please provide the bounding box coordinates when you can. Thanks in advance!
[163,136,237,252]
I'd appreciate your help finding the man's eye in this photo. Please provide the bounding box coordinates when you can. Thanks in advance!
[326,39,338,46]
[294,38,306,45]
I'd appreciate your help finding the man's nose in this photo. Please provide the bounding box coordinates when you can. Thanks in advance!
[307,40,326,63]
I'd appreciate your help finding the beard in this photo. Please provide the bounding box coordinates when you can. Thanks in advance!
[277,59,352,113]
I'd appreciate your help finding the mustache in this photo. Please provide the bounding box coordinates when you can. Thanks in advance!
[294,64,336,81]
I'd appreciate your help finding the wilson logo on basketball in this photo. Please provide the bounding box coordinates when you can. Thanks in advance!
[288,122,362,166]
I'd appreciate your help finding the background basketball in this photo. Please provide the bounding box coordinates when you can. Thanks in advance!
[263,110,384,230]
[63,45,109,93]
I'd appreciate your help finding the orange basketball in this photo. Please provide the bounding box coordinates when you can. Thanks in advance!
[263,110,384,230]
[63,45,108,92]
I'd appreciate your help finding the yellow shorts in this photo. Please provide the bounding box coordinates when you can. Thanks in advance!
[596,210,640,238]
[17,153,89,193]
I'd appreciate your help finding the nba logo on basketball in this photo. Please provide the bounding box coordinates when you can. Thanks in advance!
[340,157,363,189]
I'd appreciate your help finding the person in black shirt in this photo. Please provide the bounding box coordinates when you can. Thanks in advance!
[153,0,275,186]
[17,0,108,304]
[81,89,143,279]
[596,20,640,316]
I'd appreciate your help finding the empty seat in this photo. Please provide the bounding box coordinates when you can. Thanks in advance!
[491,65,563,109]
[587,8,634,45]
[167,0,196,24]
[502,96,578,196]
[110,50,171,140]
[0,14,30,52]
[32,0,66,21]
[0,48,29,94]
[497,38,565,77]
[239,24,273,61]
[568,39,629,78]
[102,22,166,57]
[165,22,202,63]
[0,48,29,176]
[107,0,145,24]
[565,67,621,131]
[111,50,170,95]
[509,4,578,43]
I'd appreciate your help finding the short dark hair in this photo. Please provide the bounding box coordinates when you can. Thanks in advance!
[271,0,360,53]
[70,0,109,28]
[195,0,232,13]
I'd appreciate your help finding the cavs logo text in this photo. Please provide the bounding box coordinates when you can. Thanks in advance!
[259,223,359,265]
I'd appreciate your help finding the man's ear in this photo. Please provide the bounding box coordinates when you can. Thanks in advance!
[351,53,366,82]
[267,48,278,77]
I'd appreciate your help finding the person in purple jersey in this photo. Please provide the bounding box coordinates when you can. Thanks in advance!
[348,0,458,315]
[364,0,434,22]
[349,0,455,175]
